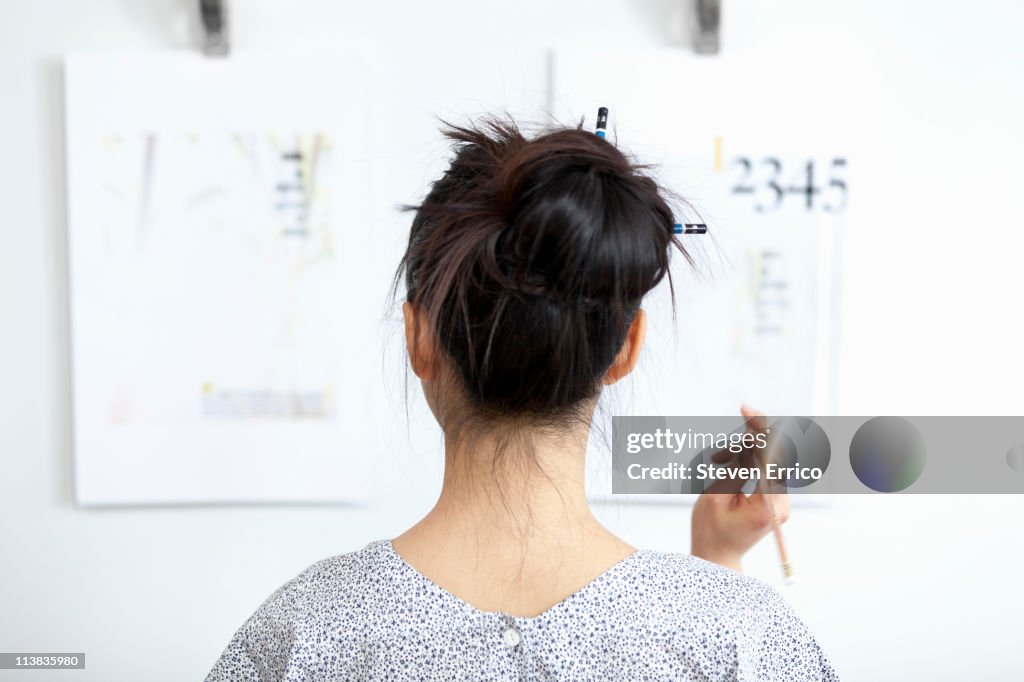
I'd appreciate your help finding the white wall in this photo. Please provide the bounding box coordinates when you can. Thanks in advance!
[1,1,1022,680]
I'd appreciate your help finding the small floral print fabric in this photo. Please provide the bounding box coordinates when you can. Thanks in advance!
[206,539,838,681]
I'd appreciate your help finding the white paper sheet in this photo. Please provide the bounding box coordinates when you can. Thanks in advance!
[65,53,376,505]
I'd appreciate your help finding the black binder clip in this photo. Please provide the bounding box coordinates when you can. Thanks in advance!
[693,0,720,55]
[200,0,229,57]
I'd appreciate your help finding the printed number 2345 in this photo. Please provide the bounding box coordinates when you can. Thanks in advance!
[731,158,847,213]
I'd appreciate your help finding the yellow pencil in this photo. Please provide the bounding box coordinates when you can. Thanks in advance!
[754,440,795,585]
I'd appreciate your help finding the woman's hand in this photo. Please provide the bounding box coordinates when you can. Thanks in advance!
[690,405,790,573]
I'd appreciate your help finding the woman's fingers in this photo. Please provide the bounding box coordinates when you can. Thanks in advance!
[712,405,766,466]
[746,490,791,529]
[741,404,786,487]
[710,448,732,464]
[767,492,791,524]
[740,403,768,433]
[699,405,779,498]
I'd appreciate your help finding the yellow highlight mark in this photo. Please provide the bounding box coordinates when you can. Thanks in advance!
[714,136,723,172]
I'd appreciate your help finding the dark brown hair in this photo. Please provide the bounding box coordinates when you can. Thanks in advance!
[395,116,690,427]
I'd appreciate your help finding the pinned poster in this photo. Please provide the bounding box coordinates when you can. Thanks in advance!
[551,48,847,419]
[65,53,376,505]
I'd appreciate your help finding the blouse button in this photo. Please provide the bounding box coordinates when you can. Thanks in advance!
[502,626,521,648]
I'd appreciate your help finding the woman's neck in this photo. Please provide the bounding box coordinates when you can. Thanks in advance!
[438,421,598,540]
[391,419,635,616]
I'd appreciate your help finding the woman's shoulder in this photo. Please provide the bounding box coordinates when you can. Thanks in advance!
[628,548,814,630]
[289,539,392,591]
[630,548,789,612]
[264,539,396,618]
[204,540,395,681]
[623,549,838,680]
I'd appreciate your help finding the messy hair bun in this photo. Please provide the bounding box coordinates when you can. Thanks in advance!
[397,117,689,420]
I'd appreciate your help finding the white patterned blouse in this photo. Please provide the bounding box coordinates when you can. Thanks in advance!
[206,539,838,681]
